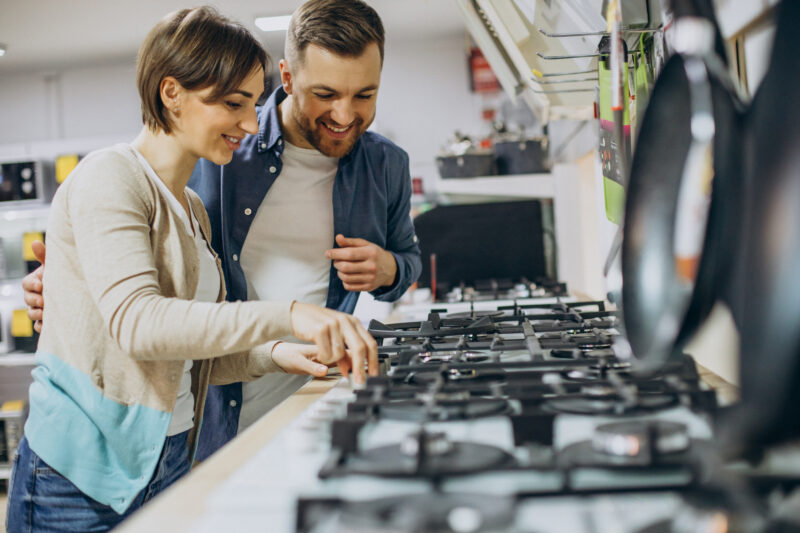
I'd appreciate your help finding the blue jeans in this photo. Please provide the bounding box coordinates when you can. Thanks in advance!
[6,430,191,532]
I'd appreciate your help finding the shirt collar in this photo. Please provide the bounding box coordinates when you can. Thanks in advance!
[256,86,289,154]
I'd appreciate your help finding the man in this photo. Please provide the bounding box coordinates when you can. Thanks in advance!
[23,0,421,460]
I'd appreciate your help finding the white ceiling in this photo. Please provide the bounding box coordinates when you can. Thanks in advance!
[0,0,467,75]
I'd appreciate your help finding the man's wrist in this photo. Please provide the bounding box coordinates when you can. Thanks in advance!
[379,249,399,287]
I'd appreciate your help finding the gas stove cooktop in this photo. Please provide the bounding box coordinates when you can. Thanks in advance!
[192,291,799,533]
[290,295,756,533]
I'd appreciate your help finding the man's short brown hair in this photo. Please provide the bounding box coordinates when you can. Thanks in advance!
[285,0,385,68]
[137,6,268,133]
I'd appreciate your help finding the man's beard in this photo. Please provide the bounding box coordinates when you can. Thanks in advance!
[292,103,370,158]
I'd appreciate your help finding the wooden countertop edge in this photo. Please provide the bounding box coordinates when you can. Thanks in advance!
[117,375,343,533]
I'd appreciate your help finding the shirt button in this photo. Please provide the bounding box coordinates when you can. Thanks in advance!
[277,139,283,146]
[269,166,277,174]
[260,142,267,149]
[244,208,252,216]
[232,254,239,262]
[229,400,238,407]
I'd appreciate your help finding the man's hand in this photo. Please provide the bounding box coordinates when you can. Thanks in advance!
[22,241,46,333]
[270,342,331,377]
[325,234,397,292]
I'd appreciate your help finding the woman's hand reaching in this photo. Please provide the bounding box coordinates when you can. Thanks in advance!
[288,302,378,384]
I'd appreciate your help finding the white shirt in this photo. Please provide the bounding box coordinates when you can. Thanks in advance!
[238,141,338,431]
[132,147,221,436]
[240,141,337,306]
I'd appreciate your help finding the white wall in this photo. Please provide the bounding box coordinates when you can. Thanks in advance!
[0,34,486,175]
[0,61,140,156]
[375,34,486,190]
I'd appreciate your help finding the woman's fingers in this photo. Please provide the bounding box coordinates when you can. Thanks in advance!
[313,323,333,366]
[337,358,351,379]
[338,316,367,384]
[289,302,378,385]
[355,316,379,376]
[271,342,327,376]
[330,317,347,366]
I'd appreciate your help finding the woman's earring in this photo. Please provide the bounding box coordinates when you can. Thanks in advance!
[173,106,179,114]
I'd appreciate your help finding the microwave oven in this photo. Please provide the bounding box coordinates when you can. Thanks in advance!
[0,160,54,204]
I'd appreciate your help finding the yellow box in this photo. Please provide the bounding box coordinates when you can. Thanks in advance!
[1,400,25,413]
[11,309,33,338]
[56,154,80,184]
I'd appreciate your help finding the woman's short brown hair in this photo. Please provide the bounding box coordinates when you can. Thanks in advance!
[137,6,268,133]
[285,0,385,69]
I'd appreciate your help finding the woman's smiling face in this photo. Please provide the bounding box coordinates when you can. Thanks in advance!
[176,64,265,165]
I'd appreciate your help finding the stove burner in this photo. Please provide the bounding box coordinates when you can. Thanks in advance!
[401,430,454,457]
[557,424,706,472]
[405,368,506,387]
[592,421,691,457]
[564,362,633,381]
[544,392,678,415]
[583,348,618,358]
[582,385,617,397]
[446,310,505,319]
[415,350,491,364]
[330,493,517,533]
[380,398,511,422]
[345,433,516,477]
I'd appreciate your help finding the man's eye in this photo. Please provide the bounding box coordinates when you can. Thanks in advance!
[356,94,374,100]
[314,93,333,99]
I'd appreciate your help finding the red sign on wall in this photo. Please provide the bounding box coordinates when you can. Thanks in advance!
[469,47,501,93]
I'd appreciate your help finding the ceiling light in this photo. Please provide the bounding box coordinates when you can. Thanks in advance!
[0,44,6,57]
[254,15,292,32]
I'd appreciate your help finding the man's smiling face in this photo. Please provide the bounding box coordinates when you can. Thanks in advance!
[280,42,381,157]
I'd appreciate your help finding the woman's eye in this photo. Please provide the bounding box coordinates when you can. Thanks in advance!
[226,101,242,109]
[356,94,374,100]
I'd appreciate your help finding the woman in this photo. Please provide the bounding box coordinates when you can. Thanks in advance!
[5,7,376,532]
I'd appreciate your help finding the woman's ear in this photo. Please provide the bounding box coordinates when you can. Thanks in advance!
[160,76,182,116]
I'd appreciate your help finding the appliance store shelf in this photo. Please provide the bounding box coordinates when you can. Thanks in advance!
[435,172,554,198]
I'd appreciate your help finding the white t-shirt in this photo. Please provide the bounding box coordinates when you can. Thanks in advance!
[238,141,337,431]
[132,147,221,436]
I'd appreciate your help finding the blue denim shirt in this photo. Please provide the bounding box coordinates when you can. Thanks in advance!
[189,87,421,459]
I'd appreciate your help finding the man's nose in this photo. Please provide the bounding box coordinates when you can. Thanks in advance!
[330,99,355,126]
